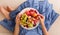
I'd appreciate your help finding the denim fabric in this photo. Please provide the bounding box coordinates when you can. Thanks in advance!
[0,0,59,35]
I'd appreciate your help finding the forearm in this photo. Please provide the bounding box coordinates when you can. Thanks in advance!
[14,24,20,35]
[41,23,48,35]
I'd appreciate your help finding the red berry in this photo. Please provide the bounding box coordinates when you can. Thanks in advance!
[30,12,34,15]
[29,9,34,12]
[26,11,30,16]
[29,9,37,13]
[34,10,37,13]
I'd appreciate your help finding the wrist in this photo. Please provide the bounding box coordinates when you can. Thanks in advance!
[40,22,45,26]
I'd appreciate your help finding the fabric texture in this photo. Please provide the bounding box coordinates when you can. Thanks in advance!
[0,0,59,35]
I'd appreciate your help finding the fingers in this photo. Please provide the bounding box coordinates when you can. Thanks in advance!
[38,14,45,20]
[15,13,22,25]
[16,15,20,24]
[39,14,45,18]
[7,6,14,12]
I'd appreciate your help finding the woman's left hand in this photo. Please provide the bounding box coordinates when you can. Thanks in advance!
[15,14,20,25]
[39,14,45,25]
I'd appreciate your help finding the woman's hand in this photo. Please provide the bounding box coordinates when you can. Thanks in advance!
[39,14,45,25]
[15,15,20,25]
[15,13,22,25]
[14,14,21,35]
[39,14,48,35]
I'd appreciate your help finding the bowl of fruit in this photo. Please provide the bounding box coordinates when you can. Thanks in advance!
[17,8,40,30]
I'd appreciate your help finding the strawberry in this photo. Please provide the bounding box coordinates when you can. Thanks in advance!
[29,9,37,13]
[26,11,30,16]
[29,9,34,12]
[34,10,37,13]
[30,11,34,15]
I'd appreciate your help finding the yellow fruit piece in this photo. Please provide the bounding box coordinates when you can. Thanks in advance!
[28,23,33,28]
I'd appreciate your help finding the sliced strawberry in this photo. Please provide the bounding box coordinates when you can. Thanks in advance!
[29,9,34,12]
[34,10,37,13]
[25,11,30,16]
[30,11,34,15]
[29,9,37,13]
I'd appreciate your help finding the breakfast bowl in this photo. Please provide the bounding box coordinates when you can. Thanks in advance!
[16,8,40,30]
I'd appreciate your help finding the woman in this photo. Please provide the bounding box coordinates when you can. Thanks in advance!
[0,6,48,35]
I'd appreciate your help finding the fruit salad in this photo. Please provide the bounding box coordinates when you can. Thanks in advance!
[20,9,40,29]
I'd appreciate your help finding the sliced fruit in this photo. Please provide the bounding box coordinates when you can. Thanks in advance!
[30,11,34,15]
[21,14,25,20]
[29,9,37,13]
[28,16,31,18]
[32,13,38,17]
[32,18,37,25]
[28,23,33,28]
[23,14,28,22]
[26,11,30,16]
[29,9,34,12]
[28,19,32,22]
